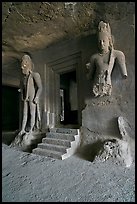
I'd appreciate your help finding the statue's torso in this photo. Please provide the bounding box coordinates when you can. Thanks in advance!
[22,73,36,101]
[92,51,116,97]
[94,52,115,85]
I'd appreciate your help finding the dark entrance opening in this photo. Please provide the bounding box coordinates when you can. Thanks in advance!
[60,71,78,125]
[2,85,19,131]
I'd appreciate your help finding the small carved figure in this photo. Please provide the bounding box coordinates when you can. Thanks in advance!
[86,21,127,97]
[18,54,42,136]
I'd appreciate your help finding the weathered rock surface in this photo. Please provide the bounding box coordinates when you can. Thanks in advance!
[10,131,46,152]
[2,2,134,62]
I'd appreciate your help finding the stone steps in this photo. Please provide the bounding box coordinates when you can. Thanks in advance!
[38,143,68,153]
[50,128,78,134]
[46,132,75,141]
[32,128,80,160]
[32,148,63,160]
[42,138,71,147]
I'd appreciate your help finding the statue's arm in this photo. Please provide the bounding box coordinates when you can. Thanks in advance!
[18,76,24,100]
[116,51,128,78]
[86,55,95,80]
[33,72,43,100]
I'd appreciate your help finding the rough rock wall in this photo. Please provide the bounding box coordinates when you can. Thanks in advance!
[27,3,135,145]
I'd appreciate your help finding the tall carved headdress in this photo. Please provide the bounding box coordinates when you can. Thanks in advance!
[98,21,113,49]
[21,54,33,71]
[22,54,31,61]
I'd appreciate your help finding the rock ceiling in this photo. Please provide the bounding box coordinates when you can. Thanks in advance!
[2,2,134,66]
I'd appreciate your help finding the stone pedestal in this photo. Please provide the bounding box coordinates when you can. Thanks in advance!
[10,131,47,152]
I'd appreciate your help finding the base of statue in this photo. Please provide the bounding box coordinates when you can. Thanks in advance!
[10,130,46,152]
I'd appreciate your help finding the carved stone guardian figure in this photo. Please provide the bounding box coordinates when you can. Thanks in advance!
[11,54,43,149]
[86,21,127,97]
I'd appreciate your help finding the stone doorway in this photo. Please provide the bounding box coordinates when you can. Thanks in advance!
[60,70,78,126]
[44,52,83,129]
[2,85,19,131]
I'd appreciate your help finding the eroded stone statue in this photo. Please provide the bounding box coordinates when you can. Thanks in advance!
[12,54,43,148]
[19,54,42,135]
[86,21,127,97]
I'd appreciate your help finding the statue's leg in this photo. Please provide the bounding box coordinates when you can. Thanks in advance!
[29,101,36,132]
[18,101,28,135]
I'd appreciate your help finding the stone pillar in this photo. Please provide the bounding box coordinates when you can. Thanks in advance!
[54,73,60,126]
[42,64,59,129]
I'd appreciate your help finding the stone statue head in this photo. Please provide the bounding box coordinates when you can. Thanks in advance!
[21,54,33,75]
[98,21,113,52]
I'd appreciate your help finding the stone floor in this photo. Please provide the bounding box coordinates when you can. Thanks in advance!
[2,143,135,202]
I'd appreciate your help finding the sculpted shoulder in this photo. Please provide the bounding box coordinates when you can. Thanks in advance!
[113,49,125,58]
[90,53,99,61]
[32,72,40,77]
[32,72,41,79]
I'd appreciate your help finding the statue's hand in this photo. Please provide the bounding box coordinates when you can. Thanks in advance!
[86,63,91,79]
[123,74,128,79]
[33,97,39,104]
[86,63,91,70]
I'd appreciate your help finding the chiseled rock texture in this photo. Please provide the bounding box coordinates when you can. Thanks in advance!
[2,2,135,163]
